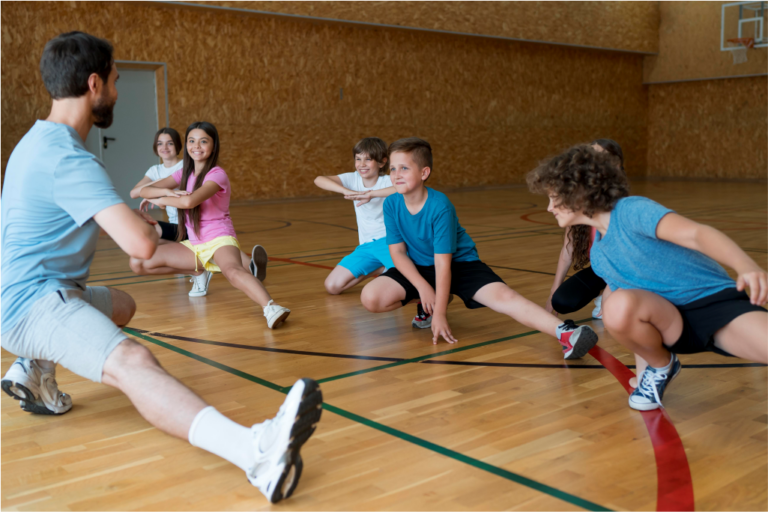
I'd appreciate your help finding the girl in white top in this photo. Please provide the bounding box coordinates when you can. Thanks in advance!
[130,127,183,242]
[314,137,396,294]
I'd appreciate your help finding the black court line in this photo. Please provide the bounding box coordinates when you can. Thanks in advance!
[236,220,292,234]
[487,264,558,277]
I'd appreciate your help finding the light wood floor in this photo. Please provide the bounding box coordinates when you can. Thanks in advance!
[2,181,766,511]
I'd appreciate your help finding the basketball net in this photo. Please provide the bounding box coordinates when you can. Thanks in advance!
[727,38,755,64]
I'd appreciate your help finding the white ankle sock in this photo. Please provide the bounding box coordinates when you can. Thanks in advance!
[188,406,255,472]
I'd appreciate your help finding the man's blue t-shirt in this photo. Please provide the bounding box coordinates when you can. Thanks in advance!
[590,196,735,306]
[383,188,478,266]
[1,121,124,333]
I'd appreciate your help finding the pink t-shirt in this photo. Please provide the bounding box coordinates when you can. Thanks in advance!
[172,166,237,245]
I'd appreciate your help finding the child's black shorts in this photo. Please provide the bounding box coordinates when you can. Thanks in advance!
[158,221,187,242]
[670,288,766,356]
[380,260,505,309]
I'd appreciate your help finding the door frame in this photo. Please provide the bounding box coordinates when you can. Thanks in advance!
[115,60,169,130]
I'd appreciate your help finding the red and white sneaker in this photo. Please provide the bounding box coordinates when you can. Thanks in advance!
[556,320,598,359]
[412,302,432,329]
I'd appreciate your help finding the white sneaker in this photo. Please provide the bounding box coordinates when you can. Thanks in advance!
[250,245,268,282]
[247,378,323,503]
[1,358,72,415]
[264,300,290,329]
[189,271,212,297]
[592,295,603,319]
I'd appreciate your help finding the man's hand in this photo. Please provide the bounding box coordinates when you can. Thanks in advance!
[133,208,158,225]
[431,313,457,344]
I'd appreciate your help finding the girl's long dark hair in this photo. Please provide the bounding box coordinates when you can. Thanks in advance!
[567,138,625,270]
[177,121,220,241]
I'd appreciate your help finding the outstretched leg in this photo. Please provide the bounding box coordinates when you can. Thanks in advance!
[714,311,768,363]
[129,242,203,276]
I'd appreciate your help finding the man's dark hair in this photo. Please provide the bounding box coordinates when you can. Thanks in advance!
[388,137,433,171]
[40,31,114,99]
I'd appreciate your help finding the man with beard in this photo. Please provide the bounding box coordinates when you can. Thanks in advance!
[1,32,322,504]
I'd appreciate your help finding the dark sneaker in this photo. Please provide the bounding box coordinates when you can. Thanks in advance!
[628,354,681,411]
[250,245,268,282]
[556,320,598,359]
[412,302,432,329]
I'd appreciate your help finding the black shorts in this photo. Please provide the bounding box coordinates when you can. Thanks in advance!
[669,288,766,356]
[380,260,505,309]
[158,221,187,242]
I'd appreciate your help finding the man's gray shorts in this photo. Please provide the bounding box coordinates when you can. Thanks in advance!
[2,287,127,383]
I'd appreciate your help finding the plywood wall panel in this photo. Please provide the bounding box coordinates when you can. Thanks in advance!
[644,1,767,83]
[2,2,648,201]
[647,77,767,179]
[191,1,660,54]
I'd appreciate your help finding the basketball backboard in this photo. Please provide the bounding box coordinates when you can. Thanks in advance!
[721,1,767,50]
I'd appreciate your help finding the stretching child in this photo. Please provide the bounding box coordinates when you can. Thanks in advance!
[528,144,767,410]
[360,137,598,359]
[314,138,395,294]
[130,127,261,297]
[130,121,290,328]
[545,139,624,320]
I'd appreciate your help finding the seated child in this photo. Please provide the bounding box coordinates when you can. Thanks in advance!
[314,138,396,294]
[527,144,768,410]
[360,137,598,359]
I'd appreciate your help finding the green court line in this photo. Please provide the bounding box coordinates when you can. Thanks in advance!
[122,327,610,511]
[316,318,592,384]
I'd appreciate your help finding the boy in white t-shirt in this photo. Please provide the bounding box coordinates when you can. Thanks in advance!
[314,138,397,295]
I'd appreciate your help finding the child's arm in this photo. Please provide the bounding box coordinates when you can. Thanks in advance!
[314,175,356,196]
[432,253,458,344]
[139,176,188,199]
[546,227,574,313]
[147,181,220,210]
[345,186,397,206]
[130,176,155,199]
[657,213,768,305]
[390,241,435,303]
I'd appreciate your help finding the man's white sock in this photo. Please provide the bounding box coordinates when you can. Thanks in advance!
[189,406,255,473]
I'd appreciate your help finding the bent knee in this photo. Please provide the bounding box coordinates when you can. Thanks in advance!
[602,290,638,332]
[324,277,345,295]
[110,289,136,327]
[360,287,384,312]
[102,339,160,385]
[129,257,148,275]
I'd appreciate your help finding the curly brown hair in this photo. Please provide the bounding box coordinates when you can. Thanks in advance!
[527,143,629,270]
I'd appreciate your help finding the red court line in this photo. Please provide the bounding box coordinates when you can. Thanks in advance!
[589,346,694,512]
[520,211,559,226]
[268,256,334,270]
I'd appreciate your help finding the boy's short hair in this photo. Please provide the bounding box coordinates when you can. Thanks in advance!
[40,31,114,100]
[354,137,388,175]
[527,144,629,216]
[153,127,182,156]
[388,137,433,171]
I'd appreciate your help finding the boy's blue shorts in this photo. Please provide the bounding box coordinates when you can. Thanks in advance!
[338,238,394,278]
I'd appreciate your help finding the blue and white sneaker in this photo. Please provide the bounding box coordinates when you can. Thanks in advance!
[247,378,323,503]
[1,358,72,415]
[628,354,681,411]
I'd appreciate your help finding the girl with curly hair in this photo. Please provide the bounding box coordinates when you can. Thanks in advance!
[545,139,624,320]
[528,144,767,411]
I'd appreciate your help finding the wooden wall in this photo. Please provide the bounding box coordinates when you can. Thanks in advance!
[195,1,660,54]
[644,1,767,83]
[647,76,767,180]
[1,2,649,201]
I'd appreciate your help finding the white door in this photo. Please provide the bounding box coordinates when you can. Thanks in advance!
[84,68,159,208]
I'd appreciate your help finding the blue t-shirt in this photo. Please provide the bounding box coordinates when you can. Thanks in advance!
[590,196,735,306]
[2,121,124,333]
[383,188,478,266]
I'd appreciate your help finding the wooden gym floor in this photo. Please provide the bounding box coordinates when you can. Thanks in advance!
[2,181,766,511]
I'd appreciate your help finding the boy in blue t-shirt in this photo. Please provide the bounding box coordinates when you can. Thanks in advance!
[360,138,598,359]
[527,144,767,411]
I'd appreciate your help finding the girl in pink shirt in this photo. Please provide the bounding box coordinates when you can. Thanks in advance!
[131,121,290,329]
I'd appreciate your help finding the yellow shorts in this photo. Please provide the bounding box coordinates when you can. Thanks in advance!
[181,236,241,273]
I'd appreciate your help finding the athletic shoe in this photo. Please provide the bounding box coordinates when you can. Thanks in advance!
[412,302,432,329]
[264,300,291,329]
[556,320,599,359]
[592,295,603,319]
[1,358,72,415]
[189,270,212,297]
[250,245,268,282]
[247,378,323,503]
[628,354,681,411]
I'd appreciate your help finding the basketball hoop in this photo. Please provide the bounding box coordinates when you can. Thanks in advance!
[727,37,755,64]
